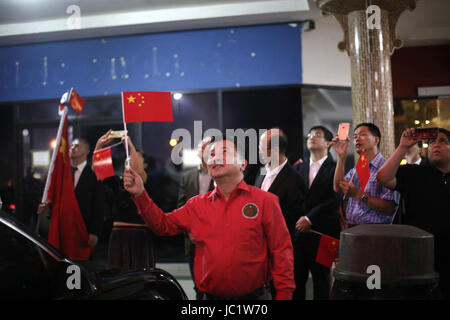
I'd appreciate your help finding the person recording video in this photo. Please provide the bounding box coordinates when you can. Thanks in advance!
[377,127,450,299]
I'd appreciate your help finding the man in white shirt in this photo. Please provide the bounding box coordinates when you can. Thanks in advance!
[255,128,306,243]
[255,128,306,298]
[293,126,341,300]
[69,138,105,250]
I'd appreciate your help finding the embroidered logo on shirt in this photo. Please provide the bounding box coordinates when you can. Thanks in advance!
[242,203,259,219]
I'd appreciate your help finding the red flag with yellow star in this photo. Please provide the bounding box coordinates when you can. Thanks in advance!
[46,111,92,260]
[355,151,370,192]
[93,147,115,180]
[122,91,173,123]
[59,88,85,115]
[315,233,340,268]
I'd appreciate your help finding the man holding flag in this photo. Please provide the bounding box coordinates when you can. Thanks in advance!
[332,123,397,227]
[37,89,105,260]
[69,137,106,250]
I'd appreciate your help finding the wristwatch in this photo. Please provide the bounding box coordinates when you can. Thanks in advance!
[360,193,369,203]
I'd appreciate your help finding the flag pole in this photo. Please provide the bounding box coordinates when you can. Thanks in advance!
[121,92,131,169]
[36,102,69,233]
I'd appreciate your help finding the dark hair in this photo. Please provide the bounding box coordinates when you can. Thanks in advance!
[309,125,333,142]
[354,123,381,146]
[74,138,90,151]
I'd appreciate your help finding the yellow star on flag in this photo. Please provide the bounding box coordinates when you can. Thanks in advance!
[127,96,136,103]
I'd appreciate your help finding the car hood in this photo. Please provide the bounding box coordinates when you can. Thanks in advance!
[74,261,186,300]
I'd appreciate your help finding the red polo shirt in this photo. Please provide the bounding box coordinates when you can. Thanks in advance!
[133,179,295,299]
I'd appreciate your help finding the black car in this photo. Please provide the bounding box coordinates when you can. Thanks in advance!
[0,210,188,300]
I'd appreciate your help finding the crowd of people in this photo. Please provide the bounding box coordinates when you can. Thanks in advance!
[37,123,450,300]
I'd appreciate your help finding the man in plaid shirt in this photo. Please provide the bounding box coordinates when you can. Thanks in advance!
[332,123,397,227]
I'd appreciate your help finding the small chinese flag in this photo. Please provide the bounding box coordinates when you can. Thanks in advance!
[93,147,115,180]
[122,91,173,123]
[355,151,370,192]
[67,89,85,115]
[315,234,340,268]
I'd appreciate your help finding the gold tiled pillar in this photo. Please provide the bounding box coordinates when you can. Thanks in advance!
[315,0,416,157]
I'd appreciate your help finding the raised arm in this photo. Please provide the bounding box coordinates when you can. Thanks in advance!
[123,168,190,236]
[377,128,419,190]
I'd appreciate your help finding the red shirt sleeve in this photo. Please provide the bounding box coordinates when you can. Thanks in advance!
[133,190,191,236]
[262,194,296,300]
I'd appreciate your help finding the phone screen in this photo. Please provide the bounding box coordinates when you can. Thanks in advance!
[338,123,350,140]
[412,128,438,139]
[109,130,126,139]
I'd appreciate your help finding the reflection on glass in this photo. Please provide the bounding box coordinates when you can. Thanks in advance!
[394,97,450,149]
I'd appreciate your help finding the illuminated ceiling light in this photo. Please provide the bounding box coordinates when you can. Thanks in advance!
[169,139,178,147]
[423,143,429,148]
[173,92,183,100]
[414,120,420,125]
[50,139,57,150]
[425,120,430,124]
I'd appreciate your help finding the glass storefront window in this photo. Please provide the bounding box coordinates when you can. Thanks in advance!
[394,97,450,146]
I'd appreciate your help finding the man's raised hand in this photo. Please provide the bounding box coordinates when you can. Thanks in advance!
[399,128,420,150]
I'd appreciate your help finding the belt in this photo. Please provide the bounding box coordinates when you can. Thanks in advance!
[204,283,271,300]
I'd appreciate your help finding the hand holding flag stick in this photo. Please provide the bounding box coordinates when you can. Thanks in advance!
[37,89,92,260]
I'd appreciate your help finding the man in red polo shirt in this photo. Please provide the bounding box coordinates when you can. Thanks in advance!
[123,138,295,300]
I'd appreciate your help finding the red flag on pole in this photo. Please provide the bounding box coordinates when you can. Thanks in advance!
[59,88,85,115]
[355,151,370,192]
[122,91,173,123]
[315,233,340,268]
[67,88,85,114]
[93,147,115,181]
[46,111,92,260]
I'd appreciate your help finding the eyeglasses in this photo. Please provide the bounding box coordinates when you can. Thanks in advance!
[429,137,450,146]
[307,132,324,139]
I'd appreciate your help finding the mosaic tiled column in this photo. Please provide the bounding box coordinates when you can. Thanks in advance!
[315,0,416,157]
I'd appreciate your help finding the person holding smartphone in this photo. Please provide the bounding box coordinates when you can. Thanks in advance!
[377,127,450,299]
[332,122,397,227]
[93,130,155,270]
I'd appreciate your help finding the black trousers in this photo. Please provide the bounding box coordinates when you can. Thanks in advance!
[293,232,331,300]
[435,236,450,300]
[203,283,272,300]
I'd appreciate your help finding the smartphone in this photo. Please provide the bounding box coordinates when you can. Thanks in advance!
[338,123,350,140]
[109,130,126,139]
[412,128,438,139]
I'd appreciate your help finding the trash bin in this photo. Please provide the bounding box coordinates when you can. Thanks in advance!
[331,224,439,300]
